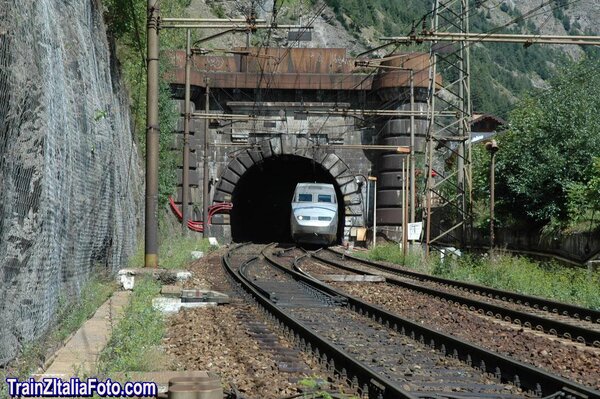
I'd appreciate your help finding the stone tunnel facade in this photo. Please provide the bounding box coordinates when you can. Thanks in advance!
[168,47,432,243]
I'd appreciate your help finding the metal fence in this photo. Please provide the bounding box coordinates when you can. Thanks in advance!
[0,0,142,365]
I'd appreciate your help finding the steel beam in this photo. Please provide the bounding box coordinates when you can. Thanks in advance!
[382,32,600,46]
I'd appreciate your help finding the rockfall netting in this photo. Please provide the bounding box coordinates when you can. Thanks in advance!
[0,0,142,364]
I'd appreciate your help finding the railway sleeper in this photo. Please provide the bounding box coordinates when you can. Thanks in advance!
[313,251,600,347]
[230,246,600,399]
[325,249,600,328]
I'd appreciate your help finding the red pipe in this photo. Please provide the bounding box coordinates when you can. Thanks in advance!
[169,197,232,232]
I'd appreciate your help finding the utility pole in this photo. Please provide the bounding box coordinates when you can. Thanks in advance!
[409,71,416,225]
[486,140,499,253]
[369,176,378,248]
[203,79,210,238]
[182,29,192,235]
[145,0,160,268]
[402,157,408,257]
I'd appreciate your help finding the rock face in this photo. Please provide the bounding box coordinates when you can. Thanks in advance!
[0,0,141,364]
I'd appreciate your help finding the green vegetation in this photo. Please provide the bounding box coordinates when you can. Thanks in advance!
[360,244,600,310]
[321,0,426,36]
[298,376,359,398]
[158,237,219,269]
[54,277,117,343]
[103,0,191,206]
[319,0,593,117]
[438,253,600,310]
[359,245,430,273]
[492,59,600,230]
[98,277,165,373]
[128,237,219,269]
[0,275,115,396]
[565,157,600,232]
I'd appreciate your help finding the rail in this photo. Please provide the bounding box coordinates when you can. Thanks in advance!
[326,248,600,324]
[223,244,415,399]
[224,244,600,399]
[311,250,600,347]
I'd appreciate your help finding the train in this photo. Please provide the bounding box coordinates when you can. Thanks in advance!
[290,182,338,246]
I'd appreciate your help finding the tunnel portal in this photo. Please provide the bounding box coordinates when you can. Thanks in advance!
[231,155,345,243]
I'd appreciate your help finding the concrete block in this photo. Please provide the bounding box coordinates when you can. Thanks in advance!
[321,153,340,169]
[221,168,240,184]
[313,274,385,282]
[117,269,192,290]
[237,153,255,169]
[213,190,232,203]
[270,137,282,155]
[152,297,217,313]
[329,160,347,178]
[227,159,247,176]
[210,214,230,225]
[181,289,230,304]
[259,140,272,158]
[161,285,182,297]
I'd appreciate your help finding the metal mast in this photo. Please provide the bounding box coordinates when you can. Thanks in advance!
[424,0,472,255]
[145,0,160,267]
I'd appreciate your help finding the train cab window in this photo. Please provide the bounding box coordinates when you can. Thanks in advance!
[298,193,312,202]
[317,194,333,203]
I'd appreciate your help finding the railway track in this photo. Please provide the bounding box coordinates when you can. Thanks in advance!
[311,248,600,348]
[223,243,600,399]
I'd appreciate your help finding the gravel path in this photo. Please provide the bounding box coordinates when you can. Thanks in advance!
[164,249,321,398]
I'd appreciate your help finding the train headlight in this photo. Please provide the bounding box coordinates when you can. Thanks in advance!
[297,215,310,221]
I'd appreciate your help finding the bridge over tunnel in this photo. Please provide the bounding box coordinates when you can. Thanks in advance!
[229,154,345,243]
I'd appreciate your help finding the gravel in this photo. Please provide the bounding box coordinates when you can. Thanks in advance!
[332,281,600,390]
[163,249,321,398]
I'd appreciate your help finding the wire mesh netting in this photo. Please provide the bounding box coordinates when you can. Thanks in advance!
[0,0,142,365]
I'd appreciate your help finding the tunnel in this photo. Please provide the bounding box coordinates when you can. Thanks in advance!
[230,155,345,243]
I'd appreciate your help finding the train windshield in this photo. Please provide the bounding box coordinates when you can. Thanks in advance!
[317,194,333,203]
[298,193,313,202]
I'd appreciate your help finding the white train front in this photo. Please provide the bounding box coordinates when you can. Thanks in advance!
[290,183,338,246]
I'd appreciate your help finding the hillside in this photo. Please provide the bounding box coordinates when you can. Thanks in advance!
[194,0,600,117]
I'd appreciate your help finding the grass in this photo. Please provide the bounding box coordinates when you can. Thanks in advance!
[53,277,116,343]
[298,376,360,398]
[128,236,218,270]
[357,244,430,273]
[95,236,216,373]
[0,274,115,396]
[360,243,600,310]
[98,277,166,373]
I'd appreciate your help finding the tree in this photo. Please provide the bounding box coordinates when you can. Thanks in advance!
[493,59,600,228]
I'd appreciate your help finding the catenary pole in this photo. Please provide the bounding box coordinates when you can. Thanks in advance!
[145,0,160,267]
[203,79,210,237]
[182,29,192,235]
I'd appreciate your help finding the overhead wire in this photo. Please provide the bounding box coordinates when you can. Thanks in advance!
[189,0,583,162]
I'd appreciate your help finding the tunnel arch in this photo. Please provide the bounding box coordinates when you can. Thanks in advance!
[212,136,363,243]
